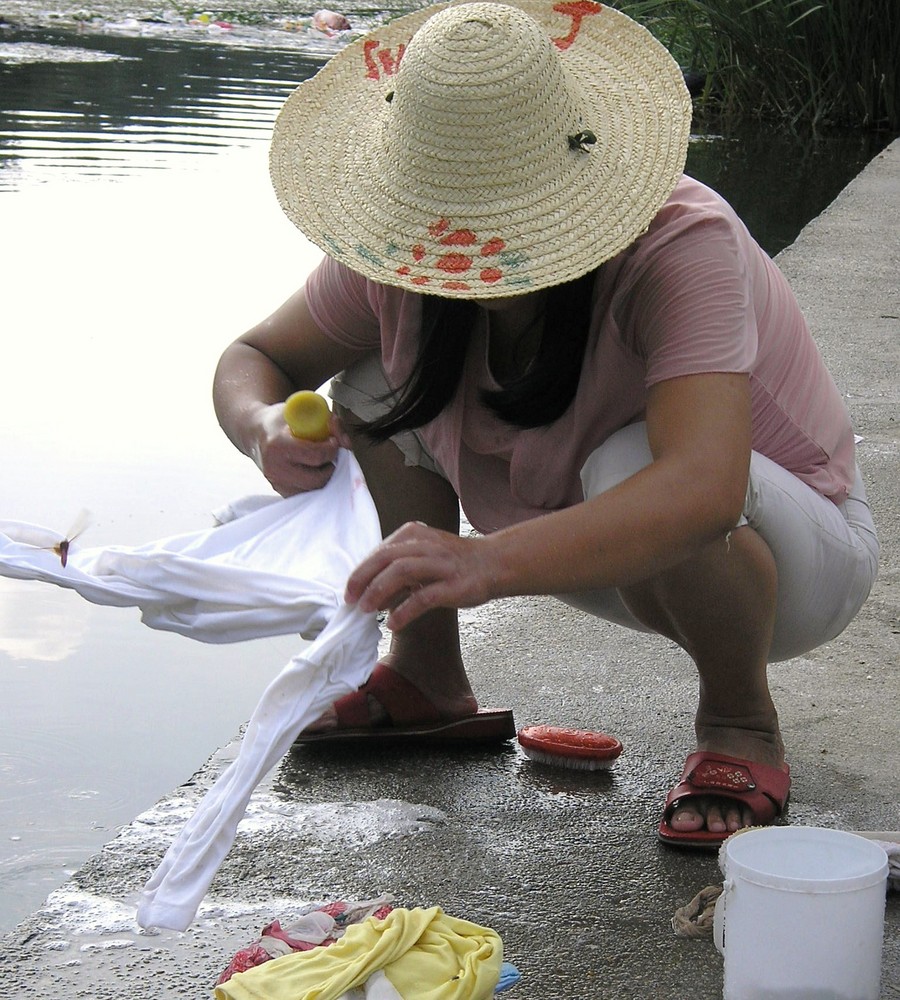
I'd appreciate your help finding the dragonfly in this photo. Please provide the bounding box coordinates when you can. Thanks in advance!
[49,509,92,568]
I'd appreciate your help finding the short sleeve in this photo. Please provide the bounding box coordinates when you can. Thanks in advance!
[615,213,759,387]
[304,255,382,351]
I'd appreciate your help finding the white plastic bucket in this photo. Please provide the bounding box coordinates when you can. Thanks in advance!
[714,826,888,999]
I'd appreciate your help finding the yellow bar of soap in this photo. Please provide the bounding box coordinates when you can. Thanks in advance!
[284,391,331,441]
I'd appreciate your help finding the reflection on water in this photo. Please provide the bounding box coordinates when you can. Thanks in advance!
[0,24,329,186]
[0,22,336,936]
[1,20,891,245]
[686,125,892,256]
[0,582,89,662]
[0,14,892,936]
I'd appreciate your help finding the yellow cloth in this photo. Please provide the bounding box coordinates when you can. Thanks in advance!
[214,907,502,1000]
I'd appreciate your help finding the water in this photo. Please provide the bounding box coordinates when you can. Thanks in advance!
[0,11,892,936]
[0,19,338,935]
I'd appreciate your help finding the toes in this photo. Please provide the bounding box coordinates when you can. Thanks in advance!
[668,803,706,833]
[667,797,754,834]
[721,802,745,832]
[704,801,737,833]
[717,801,754,833]
[704,802,728,833]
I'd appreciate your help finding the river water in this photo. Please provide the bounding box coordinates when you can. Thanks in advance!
[0,9,890,934]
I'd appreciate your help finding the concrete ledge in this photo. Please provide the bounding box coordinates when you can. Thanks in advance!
[2,140,897,998]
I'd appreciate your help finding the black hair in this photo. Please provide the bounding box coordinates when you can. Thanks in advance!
[363,270,596,440]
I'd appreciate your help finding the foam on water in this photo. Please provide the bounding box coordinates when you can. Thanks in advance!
[120,790,446,851]
[236,795,447,845]
[28,790,448,942]
[35,881,388,946]
[40,886,147,938]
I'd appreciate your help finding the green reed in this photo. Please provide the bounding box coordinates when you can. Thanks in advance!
[617,0,898,130]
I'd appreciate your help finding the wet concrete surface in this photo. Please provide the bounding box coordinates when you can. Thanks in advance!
[1,141,898,996]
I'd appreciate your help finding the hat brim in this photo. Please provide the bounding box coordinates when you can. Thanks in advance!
[270,0,692,298]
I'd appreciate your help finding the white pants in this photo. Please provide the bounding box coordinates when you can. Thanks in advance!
[562,422,879,662]
[331,362,879,663]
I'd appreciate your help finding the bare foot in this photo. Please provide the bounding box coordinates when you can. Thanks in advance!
[668,721,786,835]
[303,649,478,734]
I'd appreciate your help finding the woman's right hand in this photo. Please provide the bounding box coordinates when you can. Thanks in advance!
[249,402,348,496]
[212,284,369,495]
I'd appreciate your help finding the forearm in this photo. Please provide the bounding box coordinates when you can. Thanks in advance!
[213,340,298,460]
[346,373,753,631]
[212,299,368,495]
[213,285,365,463]
[483,372,754,599]
[346,458,741,632]
[484,459,741,599]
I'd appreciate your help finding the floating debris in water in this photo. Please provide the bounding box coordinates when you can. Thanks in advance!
[0,41,131,64]
[0,7,375,57]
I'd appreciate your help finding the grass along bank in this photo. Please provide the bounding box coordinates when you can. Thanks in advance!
[618,0,898,130]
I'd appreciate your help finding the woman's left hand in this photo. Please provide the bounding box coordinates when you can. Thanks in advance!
[346,372,754,632]
[345,521,499,631]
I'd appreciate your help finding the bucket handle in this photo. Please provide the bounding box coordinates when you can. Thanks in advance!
[713,879,733,956]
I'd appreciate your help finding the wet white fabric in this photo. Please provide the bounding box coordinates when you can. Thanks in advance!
[0,451,380,644]
[0,451,383,931]
[137,598,380,930]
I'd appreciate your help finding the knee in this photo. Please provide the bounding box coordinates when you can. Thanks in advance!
[619,527,778,638]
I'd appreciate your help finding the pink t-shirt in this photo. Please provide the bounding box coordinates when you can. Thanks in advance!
[306,176,856,534]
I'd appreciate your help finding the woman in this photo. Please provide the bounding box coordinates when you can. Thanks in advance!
[213,0,879,847]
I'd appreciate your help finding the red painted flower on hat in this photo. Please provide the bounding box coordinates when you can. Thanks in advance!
[395,218,515,290]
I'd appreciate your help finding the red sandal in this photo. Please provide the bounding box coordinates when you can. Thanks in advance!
[657,751,791,849]
[293,662,516,746]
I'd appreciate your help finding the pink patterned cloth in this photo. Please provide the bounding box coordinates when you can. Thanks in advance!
[217,896,395,985]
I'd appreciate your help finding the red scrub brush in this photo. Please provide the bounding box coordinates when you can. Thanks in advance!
[517,725,623,770]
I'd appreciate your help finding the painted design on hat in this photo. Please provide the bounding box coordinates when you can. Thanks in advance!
[361,3,603,81]
[394,218,531,291]
[363,38,406,80]
[322,235,346,258]
[551,0,603,50]
[355,245,384,267]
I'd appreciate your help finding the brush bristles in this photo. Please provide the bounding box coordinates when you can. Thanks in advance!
[520,745,617,770]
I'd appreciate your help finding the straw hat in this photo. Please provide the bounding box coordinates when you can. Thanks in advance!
[270,0,692,299]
